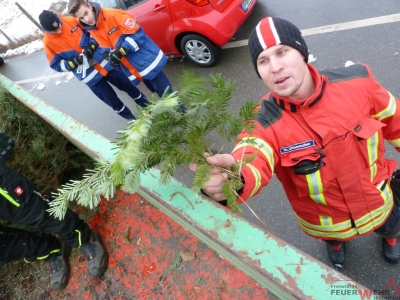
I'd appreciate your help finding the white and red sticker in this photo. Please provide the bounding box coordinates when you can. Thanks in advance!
[14,186,24,196]
[124,18,136,28]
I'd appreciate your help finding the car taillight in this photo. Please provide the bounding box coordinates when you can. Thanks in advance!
[185,0,209,6]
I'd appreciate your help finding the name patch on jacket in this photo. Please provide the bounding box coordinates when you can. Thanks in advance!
[71,25,79,33]
[280,140,316,154]
[108,27,117,35]
[124,18,136,28]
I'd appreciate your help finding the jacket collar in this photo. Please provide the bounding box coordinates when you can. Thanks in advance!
[271,64,327,112]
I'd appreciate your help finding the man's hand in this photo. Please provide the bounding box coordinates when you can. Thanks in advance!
[67,55,83,68]
[82,42,96,59]
[108,46,128,66]
[189,154,236,201]
[0,131,15,162]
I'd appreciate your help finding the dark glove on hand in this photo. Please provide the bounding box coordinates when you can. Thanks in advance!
[82,42,96,59]
[68,55,83,69]
[109,47,128,66]
[0,131,15,162]
[390,170,400,207]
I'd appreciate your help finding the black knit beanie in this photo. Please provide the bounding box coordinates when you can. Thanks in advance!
[39,10,60,32]
[248,17,309,78]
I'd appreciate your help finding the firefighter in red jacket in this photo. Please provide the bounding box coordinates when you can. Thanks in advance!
[190,17,400,269]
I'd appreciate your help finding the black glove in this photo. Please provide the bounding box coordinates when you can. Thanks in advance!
[67,55,83,69]
[108,46,128,66]
[390,170,400,207]
[82,42,96,59]
[0,131,15,162]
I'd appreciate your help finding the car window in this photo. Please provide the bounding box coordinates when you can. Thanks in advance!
[95,0,119,8]
[123,0,147,9]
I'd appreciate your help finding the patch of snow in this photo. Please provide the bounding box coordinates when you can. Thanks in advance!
[0,0,68,58]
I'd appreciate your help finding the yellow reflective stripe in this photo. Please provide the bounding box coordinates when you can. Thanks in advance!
[298,180,393,238]
[297,215,353,232]
[370,91,396,120]
[36,248,61,260]
[370,163,377,182]
[245,163,262,198]
[306,171,327,205]
[388,138,400,148]
[233,137,274,173]
[379,180,392,203]
[367,132,379,181]
[357,201,393,235]
[355,183,392,229]
[0,188,20,207]
[320,216,333,226]
[75,229,82,247]
[298,221,358,239]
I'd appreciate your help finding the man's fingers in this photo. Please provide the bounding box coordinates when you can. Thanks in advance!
[189,163,197,172]
[206,154,235,168]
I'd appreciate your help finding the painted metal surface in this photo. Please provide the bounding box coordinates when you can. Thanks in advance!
[0,73,379,299]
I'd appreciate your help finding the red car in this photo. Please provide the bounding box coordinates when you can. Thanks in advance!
[93,0,256,67]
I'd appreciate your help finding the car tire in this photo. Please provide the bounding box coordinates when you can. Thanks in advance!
[180,34,220,67]
[0,56,4,66]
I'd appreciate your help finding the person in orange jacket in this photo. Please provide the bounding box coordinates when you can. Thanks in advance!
[190,17,400,269]
[39,10,149,120]
[67,0,173,98]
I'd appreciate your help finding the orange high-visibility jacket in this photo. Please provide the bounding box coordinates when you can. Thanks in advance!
[81,3,167,86]
[233,63,400,241]
[42,15,108,87]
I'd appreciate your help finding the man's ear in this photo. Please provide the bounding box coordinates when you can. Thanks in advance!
[88,2,93,10]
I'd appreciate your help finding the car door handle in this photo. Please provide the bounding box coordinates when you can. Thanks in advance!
[153,4,166,12]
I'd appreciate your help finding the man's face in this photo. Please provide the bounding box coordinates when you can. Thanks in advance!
[256,45,309,100]
[74,3,96,26]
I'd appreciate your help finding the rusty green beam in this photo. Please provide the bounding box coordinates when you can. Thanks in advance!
[0,73,377,299]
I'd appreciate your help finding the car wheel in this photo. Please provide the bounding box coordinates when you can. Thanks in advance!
[0,56,3,66]
[180,34,220,67]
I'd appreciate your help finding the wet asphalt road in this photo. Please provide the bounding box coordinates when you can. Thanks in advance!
[2,0,400,293]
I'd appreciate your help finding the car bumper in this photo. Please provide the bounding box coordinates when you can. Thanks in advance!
[170,0,256,52]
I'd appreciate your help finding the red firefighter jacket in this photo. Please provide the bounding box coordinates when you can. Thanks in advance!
[233,63,400,241]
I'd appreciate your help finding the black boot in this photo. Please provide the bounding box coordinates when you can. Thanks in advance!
[382,237,400,263]
[326,241,346,269]
[48,241,71,291]
[79,230,109,277]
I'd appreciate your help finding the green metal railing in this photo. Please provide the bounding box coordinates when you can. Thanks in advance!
[0,73,376,299]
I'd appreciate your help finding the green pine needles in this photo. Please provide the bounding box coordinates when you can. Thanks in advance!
[48,71,258,219]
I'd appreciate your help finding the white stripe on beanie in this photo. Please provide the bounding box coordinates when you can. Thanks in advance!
[255,17,281,50]
[268,17,281,46]
[255,22,266,49]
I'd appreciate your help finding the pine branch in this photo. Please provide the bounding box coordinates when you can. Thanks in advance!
[47,159,114,220]
[48,71,259,219]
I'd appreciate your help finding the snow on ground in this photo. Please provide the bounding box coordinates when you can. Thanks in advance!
[0,0,68,58]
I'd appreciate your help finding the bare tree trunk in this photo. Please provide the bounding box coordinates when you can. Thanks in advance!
[0,28,13,44]
[15,2,43,32]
